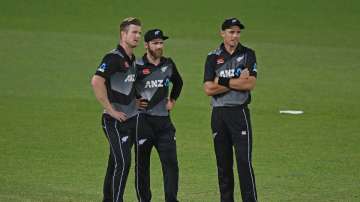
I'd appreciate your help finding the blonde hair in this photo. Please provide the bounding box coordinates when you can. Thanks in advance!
[120,17,141,32]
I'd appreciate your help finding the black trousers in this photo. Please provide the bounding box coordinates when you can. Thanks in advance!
[101,113,136,202]
[211,106,257,202]
[135,114,179,202]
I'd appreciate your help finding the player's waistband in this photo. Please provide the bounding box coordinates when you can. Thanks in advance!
[213,104,248,110]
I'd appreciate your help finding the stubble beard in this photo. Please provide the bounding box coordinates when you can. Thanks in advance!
[149,48,163,59]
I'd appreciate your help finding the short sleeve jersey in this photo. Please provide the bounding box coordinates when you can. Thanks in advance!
[203,43,258,107]
[135,55,183,116]
[94,45,138,118]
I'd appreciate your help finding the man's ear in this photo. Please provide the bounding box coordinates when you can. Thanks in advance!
[220,30,225,38]
[120,30,126,40]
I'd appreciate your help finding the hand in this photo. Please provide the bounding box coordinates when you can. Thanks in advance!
[108,109,127,122]
[166,98,176,111]
[240,68,250,79]
[214,77,219,84]
[136,98,149,110]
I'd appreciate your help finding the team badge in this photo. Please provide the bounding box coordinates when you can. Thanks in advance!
[236,55,244,62]
[161,66,168,72]
[124,61,129,68]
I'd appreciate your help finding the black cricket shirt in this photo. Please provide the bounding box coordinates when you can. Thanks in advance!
[203,43,258,107]
[135,54,183,116]
[94,44,138,118]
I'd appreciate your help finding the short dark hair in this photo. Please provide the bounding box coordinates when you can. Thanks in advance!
[120,17,141,32]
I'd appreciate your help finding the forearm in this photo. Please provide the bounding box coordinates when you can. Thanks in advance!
[91,76,114,112]
[203,81,230,96]
[229,77,256,91]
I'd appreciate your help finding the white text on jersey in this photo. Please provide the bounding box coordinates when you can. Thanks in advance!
[145,80,164,88]
[124,74,135,82]
[219,69,235,78]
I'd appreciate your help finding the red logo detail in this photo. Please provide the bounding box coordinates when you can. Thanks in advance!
[124,61,129,68]
[216,57,224,64]
[142,68,150,75]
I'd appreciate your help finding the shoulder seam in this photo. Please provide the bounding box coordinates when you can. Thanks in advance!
[108,49,124,58]
[208,48,222,56]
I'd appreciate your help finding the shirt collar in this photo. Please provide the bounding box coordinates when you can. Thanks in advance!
[220,43,244,56]
[116,44,135,63]
[142,54,166,67]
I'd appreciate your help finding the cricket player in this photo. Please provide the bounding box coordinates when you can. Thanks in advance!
[203,18,258,202]
[134,29,183,202]
[91,17,141,202]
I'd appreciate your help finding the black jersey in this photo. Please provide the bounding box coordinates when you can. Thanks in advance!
[135,55,183,116]
[204,43,257,107]
[95,45,138,118]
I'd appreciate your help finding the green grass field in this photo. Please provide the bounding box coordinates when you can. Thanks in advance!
[1,0,359,201]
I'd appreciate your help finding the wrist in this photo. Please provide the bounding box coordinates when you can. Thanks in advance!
[218,77,230,88]
[106,106,116,114]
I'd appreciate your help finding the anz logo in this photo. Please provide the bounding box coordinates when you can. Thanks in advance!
[145,78,170,88]
[219,67,241,78]
[124,74,135,82]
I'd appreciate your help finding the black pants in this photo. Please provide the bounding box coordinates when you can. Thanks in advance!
[101,113,136,202]
[211,106,257,202]
[135,114,179,202]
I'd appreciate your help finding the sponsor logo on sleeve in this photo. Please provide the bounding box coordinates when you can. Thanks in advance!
[97,63,107,72]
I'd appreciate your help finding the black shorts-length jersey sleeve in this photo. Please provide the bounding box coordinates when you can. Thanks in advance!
[94,54,125,79]
[203,54,216,83]
[169,58,183,101]
[246,49,258,78]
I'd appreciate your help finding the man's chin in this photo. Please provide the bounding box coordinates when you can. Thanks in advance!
[128,41,139,48]
[130,44,138,48]
[228,42,238,48]
[156,51,163,58]
[149,50,163,59]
